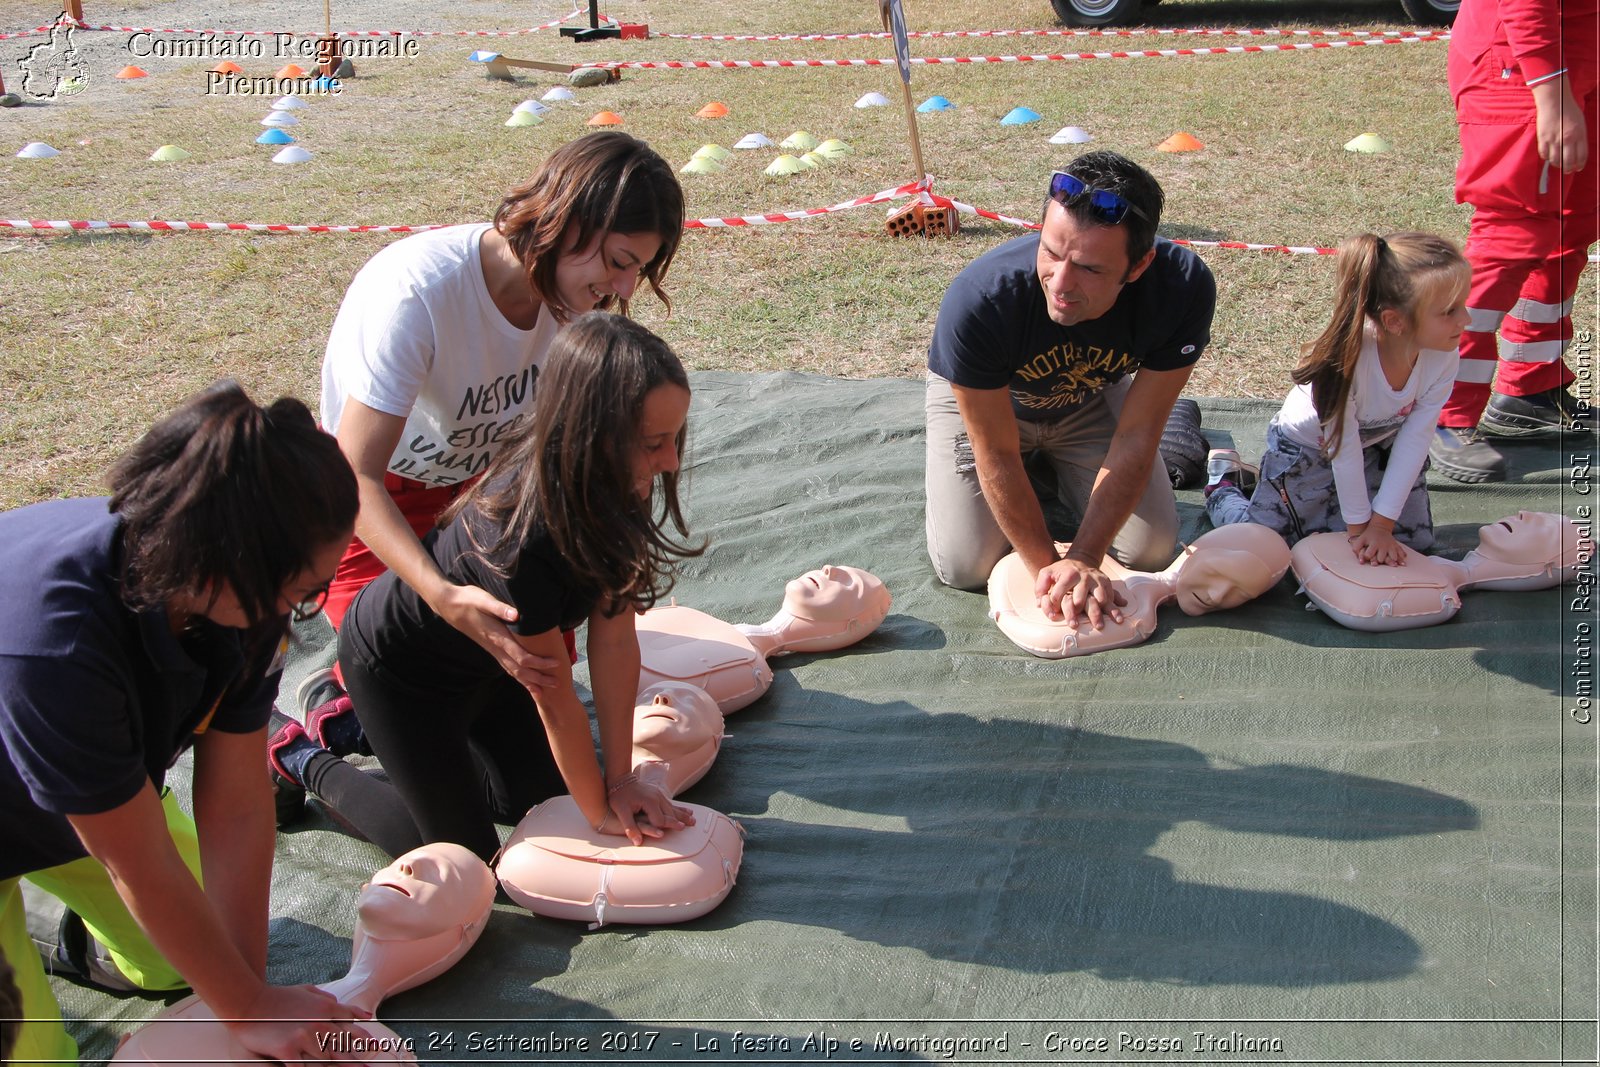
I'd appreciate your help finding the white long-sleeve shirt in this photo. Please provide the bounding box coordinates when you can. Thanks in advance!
[1275,328,1459,526]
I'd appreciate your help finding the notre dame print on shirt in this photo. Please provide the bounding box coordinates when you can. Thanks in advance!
[1013,338,1141,413]
[929,233,1215,423]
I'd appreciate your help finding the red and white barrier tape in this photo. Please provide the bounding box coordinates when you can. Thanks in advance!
[25,183,1596,262]
[0,8,578,40]
[682,178,929,228]
[3,19,1430,42]
[927,192,1338,253]
[0,203,1336,255]
[660,26,1435,42]
[582,33,1445,70]
[0,219,450,234]
[0,181,928,236]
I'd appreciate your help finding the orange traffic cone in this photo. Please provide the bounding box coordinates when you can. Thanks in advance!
[696,101,729,118]
[209,60,243,74]
[1157,131,1205,152]
[586,110,623,126]
[275,63,306,78]
[115,65,148,79]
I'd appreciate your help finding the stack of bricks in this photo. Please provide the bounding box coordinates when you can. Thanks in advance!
[885,200,960,238]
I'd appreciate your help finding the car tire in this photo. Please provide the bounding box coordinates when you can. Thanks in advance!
[1397,0,1458,25]
[1050,0,1143,27]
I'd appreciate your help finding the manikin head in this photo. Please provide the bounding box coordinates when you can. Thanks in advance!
[782,565,890,623]
[1475,511,1587,568]
[1173,524,1293,616]
[358,842,496,942]
[632,682,724,760]
[112,845,494,1065]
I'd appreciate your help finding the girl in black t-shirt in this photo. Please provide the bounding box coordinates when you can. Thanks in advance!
[272,313,702,862]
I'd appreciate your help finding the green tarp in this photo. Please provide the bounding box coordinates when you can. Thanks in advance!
[54,374,1597,1064]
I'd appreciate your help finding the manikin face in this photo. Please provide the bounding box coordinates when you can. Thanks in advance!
[358,842,489,940]
[630,384,690,499]
[1476,511,1574,565]
[784,565,877,622]
[633,683,722,758]
[1173,524,1291,616]
[1034,200,1155,327]
[1174,551,1275,616]
[553,229,663,316]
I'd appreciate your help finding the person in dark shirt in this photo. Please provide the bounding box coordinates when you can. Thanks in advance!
[0,383,363,1064]
[272,313,700,864]
[925,151,1216,628]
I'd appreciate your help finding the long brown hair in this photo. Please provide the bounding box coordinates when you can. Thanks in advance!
[1291,232,1470,456]
[108,381,357,628]
[442,313,702,612]
[493,131,684,321]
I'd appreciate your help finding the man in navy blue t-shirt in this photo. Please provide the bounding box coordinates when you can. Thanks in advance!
[925,151,1216,627]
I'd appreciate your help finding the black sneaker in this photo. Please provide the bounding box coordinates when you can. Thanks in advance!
[267,711,310,828]
[1429,426,1507,483]
[1481,387,1596,437]
[50,910,139,995]
[297,667,370,757]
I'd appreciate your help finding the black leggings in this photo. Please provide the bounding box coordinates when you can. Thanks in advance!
[304,637,565,862]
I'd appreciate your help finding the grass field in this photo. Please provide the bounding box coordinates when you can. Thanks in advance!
[1,0,1592,508]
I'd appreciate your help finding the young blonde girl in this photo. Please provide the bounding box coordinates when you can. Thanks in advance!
[1204,233,1472,565]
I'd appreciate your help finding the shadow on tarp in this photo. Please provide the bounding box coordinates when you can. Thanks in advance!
[701,692,1476,988]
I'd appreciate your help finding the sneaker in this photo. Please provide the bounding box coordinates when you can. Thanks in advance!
[295,666,344,718]
[1203,448,1258,498]
[267,711,311,827]
[49,909,139,994]
[1428,425,1507,483]
[297,667,369,757]
[1480,387,1597,437]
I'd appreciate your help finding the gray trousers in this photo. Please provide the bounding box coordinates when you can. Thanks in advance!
[1204,419,1436,551]
[924,373,1179,591]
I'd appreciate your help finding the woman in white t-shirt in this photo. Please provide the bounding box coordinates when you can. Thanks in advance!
[1203,233,1471,563]
[317,132,683,691]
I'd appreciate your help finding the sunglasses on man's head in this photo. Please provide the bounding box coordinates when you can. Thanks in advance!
[1048,171,1149,226]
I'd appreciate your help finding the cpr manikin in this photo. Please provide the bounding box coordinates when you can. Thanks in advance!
[637,565,892,712]
[498,683,741,928]
[988,524,1294,658]
[1292,511,1591,631]
[113,843,496,1066]
[500,566,890,925]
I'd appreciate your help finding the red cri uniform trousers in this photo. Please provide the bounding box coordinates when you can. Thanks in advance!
[324,472,577,664]
[1441,0,1599,427]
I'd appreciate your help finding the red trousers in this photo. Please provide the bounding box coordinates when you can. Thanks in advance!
[325,472,467,629]
[324,473,576,664]
[1443,49,1599,426]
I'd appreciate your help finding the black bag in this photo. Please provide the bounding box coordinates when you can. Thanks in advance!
[1158,398,1209,489]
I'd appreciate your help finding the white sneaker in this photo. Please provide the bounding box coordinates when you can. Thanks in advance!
[1204,448,1258,496]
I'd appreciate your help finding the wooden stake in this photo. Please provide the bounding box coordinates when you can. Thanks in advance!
[897,78,927,185]
[879,0,927,185]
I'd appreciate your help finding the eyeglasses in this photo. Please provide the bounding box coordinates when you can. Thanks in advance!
[1048,171,1150,226]
[288,581,331,623]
